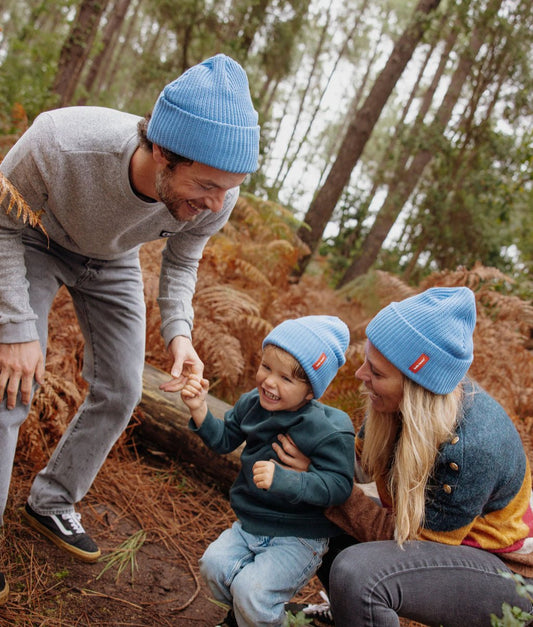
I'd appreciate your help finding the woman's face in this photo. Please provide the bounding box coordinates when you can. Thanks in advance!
[356,340,404,413]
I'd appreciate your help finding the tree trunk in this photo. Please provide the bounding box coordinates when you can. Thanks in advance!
[271,3,332,189]
[292,0,442,278]
[137,364,240,490]
[52,0,110,107]
[282,0,370,197]
[78,0,132,104]
[338,15,487,286]
[98,0,143,95]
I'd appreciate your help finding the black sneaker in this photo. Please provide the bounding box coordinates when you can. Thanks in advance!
[0,573,8,605]
[215,609,238,627]
[22,503,101,563]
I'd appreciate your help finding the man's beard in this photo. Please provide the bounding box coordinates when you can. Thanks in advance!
[155,168,206,222]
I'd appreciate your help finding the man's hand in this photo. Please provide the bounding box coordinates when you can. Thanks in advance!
[253,460,275,491]
[159,335,204,393]
[0,340,44,409]
[272,433,311,472]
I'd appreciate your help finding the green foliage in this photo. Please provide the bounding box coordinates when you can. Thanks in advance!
[387,122,533,283]
[490,572,533,627]
[284,609,313,626]
[53,568,70,581]
[0,34,60,122]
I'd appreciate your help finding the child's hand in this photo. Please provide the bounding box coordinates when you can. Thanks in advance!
[180,374,209,412]
[253,460,275,490]
[181,373,205,397]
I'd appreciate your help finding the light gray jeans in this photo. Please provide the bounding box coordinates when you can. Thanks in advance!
[0,228,145,522]
[329,539,533,627]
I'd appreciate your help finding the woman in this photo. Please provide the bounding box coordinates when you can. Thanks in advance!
[277,287,533,627]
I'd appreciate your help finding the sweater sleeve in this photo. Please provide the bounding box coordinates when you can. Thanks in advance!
[0,122,46,343]
[188,392,251,454]
[325,484,396,541]
[158,187,239,344]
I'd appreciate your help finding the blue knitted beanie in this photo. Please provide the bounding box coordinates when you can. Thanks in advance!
[147,54,260,173]
[366,287,476,395]
[263,315,350,399]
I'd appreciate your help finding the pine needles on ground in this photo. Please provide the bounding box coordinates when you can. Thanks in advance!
[96,530,147,583]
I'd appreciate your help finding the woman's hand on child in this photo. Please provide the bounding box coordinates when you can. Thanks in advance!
[272,434,311,472]
[253,460,275,490]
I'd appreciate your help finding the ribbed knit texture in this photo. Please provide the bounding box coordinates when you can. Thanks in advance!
[366,287,476,394]
[147,54,259,173]
[263,315,350,399]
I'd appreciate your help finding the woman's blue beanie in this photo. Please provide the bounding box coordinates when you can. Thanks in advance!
[366,287,476,395]
[263,315,350,399]
[147,54,260,173]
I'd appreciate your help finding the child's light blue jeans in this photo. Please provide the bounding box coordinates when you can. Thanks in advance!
[200,520,329,627]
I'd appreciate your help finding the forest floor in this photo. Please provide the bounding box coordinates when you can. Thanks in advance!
[0,436,338,627]
[0,230,531,626]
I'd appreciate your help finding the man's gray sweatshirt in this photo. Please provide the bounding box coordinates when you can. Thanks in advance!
[0,106,239,345]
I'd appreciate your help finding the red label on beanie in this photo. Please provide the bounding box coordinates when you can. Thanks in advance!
[409,353,429,373]
[313,353,327,370]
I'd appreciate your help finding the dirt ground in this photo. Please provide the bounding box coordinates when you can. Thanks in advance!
[0,436,333,627]
[1,456,227,626]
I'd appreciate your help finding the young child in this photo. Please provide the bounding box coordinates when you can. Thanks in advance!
[181,315,355,627]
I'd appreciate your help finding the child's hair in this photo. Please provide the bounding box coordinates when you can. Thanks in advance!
[263,344,310,386]
[361,377,462,545]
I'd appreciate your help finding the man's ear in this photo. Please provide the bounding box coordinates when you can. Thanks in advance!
[152,143,168,165]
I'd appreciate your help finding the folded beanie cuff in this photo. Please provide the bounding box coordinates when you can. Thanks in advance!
[148,97,260,173]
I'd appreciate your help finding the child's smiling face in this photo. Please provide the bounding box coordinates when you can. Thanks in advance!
[256,345,313,413]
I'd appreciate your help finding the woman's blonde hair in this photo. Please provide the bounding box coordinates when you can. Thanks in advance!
[361,377,463,545]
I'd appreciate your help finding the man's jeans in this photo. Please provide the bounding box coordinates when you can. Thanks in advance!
[329,539,533,626]
[0,228,145,522]
[200,520,329,627]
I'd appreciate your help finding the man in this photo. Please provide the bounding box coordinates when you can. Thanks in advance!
[0,54,260,602]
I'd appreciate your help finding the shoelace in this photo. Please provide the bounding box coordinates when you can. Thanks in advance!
[303,590,333,620]
[60,511,85,535]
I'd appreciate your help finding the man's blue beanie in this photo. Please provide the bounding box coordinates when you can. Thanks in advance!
[366,287,476,395]
[147,54,260,173]
[263,315,350,399]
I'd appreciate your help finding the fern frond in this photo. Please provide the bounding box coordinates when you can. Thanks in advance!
[233,258,272,287]
[193,323,245,387]
[194,285,261,321]
[420,262,511,291]
[18,370,81,467]
[0,171,48,235]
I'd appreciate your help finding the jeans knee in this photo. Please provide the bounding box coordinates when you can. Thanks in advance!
[232,578,281,625]
[199,545,227,587]
[330,546,367,598]
[93,374,142,415]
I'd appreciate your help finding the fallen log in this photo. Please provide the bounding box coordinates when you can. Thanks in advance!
[137,363,242,491]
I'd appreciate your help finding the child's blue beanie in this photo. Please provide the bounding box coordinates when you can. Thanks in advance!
[147,54,260,173]
[366,287,476,395]
[263,315,350,399]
